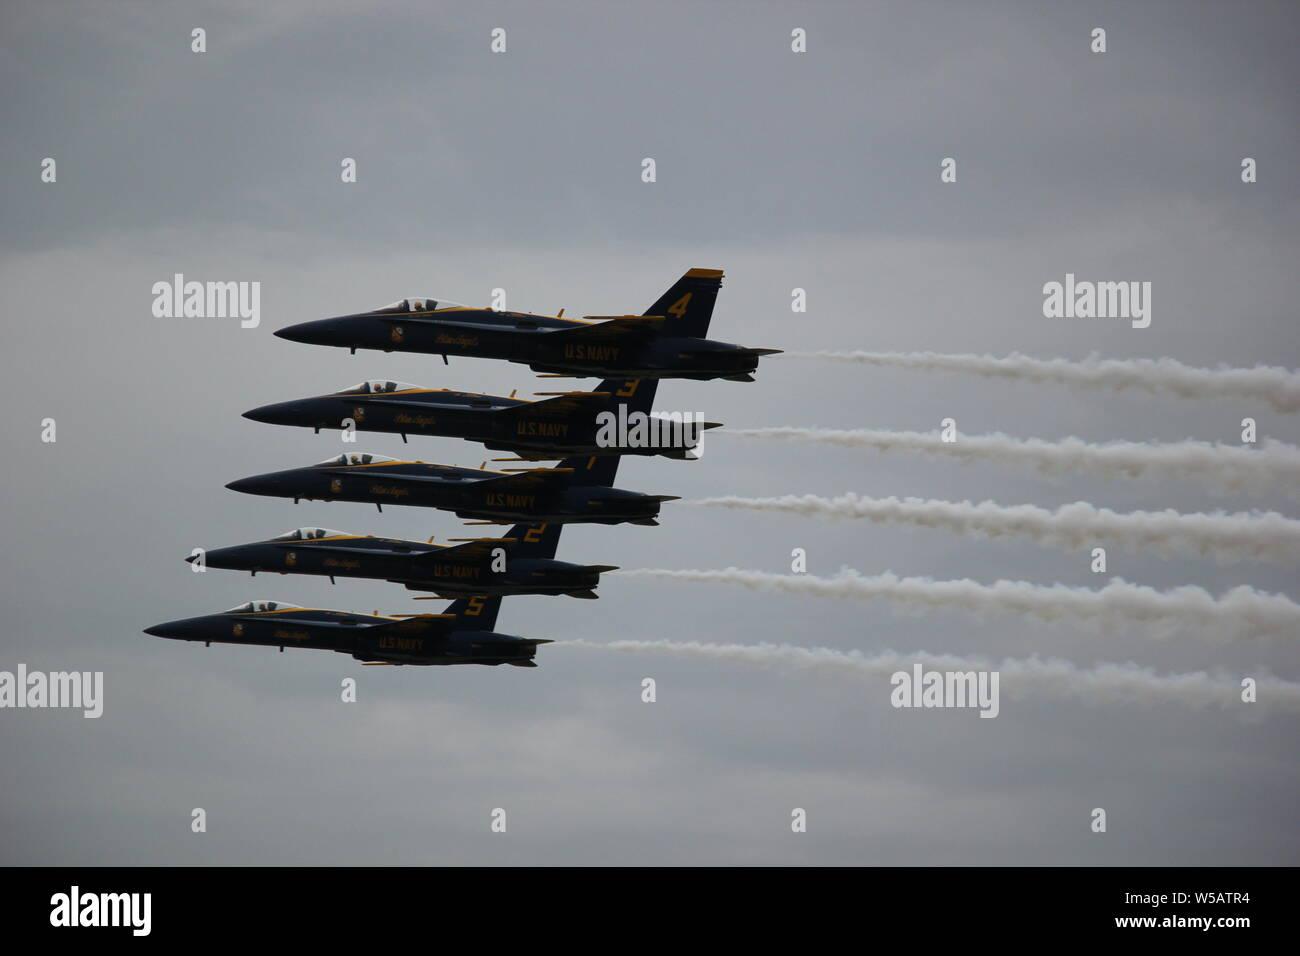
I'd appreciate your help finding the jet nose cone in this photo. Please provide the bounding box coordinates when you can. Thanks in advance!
[242,401,299,425]
[144,619,189,639]
[275,318,344,346]
[273,323,312,344]
[225,476,263,494]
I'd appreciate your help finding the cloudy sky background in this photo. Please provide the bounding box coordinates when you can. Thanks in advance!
[1,0,1297,864]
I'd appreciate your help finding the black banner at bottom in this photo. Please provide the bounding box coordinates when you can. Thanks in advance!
[3,866,1288,940]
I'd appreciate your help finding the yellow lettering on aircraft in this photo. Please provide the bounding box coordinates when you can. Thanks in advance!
[666,293,692,317]
[485,493,537,508]
[516,421,569,437]
[562,345,621,361]
[378,636,424,651]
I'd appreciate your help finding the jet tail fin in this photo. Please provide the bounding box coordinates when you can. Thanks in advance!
[592,376,659,417]
[443,594,502,631]
[502,521,562,559]
[643,268,723,338]
[555,454,621,487]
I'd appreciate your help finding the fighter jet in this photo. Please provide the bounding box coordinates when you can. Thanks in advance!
[144,595,549,666]
[242,374,719,461]
[273,269,780,382]
[192,521,613,599]
[225,451,676,525]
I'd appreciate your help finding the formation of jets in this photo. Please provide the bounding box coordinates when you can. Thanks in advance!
[146,269,779,666]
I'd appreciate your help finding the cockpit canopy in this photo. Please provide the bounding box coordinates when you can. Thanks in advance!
[271,528,349,541]
[315,452,400,467]
[339,380,420,395]
[379,297,471,313]
[223,600,302,614]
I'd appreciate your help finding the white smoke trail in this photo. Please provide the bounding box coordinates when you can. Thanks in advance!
[620,568,1300,641]
[691,494,1300,565]
[788,350,1300,413]
[724,427,1300,497]
[559,639,1300,712]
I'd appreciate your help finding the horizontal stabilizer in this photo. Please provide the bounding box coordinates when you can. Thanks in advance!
[531,390,610,398]
[581,314,665,323]
[679,346,782,359]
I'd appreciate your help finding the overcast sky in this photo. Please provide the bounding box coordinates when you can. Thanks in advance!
[1,0,1297,865]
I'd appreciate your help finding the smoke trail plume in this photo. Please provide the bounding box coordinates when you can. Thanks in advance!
[789,351,1300,413]
[620,568,1300,640]
[724,427,1300,497]
[691,494,1300,565]
[560,639,1300,712]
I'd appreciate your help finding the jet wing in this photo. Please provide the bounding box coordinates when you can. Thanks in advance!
[378,312,664,344]
[375,315,493,332]
[515,390,611,417]
[328,467,574,492]
[324,469,479,483]
[412,536,517,560]
[469,467,578,493]
[365,615,456,639]
[544,315,666,344]
[360,396,506,412]
[231,612,360,629]
[274,542,428,558]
